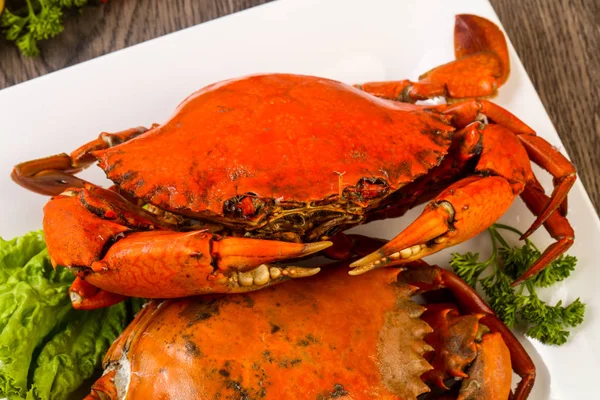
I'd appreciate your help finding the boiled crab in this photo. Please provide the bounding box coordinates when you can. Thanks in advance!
[12,15,575,309]
[83,248,535,399]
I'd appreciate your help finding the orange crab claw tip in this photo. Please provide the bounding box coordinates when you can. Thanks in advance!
[455,14,509,84]
[216,239,332,272]
[220,238,331,260]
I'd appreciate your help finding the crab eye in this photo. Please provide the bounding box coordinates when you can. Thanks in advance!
[223,193,264,219]
[356,178,389,200]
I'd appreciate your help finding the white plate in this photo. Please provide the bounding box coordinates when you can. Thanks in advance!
[0,0,598,398]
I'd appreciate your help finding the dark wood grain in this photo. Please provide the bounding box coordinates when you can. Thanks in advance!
[492,0,599,213]
[0,0,598,212]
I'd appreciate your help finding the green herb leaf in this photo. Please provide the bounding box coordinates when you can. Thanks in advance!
[530,254,577,288]
[29,5,64,41]
[0,9,29,40]
[16,32,40,57]
[450,224,585,346]
[0,0,92,57]
[449,251,487,288]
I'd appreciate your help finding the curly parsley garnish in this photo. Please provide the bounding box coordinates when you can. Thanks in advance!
[451,223,584,346]
[0,0,92,57]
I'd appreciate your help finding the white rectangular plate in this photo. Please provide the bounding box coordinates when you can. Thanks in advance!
[0,0,598,398]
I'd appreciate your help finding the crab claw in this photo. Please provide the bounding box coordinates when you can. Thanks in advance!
[454,14,510,85]
[418,14,510,99]
[80,231,329,299]
[348,206,449,275]
[43,187,331,307]
[355,15,510,103]
[350,176,515,275]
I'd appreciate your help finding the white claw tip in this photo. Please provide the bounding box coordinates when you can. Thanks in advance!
[302,241,333,255]
[69,291,82,304]
[348,264,377,276]
[284,267,321,278]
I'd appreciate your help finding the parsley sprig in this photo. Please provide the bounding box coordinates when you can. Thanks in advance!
[0,0,92,57]
[450,223,584,345]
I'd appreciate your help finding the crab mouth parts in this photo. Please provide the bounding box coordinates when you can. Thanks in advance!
[141,195,369,242]
[228,263,321,290]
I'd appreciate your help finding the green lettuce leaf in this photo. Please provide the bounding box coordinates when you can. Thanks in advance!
[28,304,127,400]
[0,231,140,400]
[0,231,46,282]
[0,247,73,398]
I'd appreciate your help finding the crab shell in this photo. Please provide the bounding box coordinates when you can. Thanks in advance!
[87,265,512,400]
[95,74,454,235]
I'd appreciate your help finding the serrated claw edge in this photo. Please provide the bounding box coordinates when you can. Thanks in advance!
[377,284,434,399]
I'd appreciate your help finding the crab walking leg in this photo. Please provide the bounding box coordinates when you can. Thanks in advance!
[517,134,576,232]
[400,265,535,400]
[84,370,117,400]
[355,14,509,102]
[440,99,535,133]
[511,185,574,286]
[11,126,149,195]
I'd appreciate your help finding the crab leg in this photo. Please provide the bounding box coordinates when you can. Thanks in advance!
[440,99,534,132]
[517,134,576,231]
[11,126,148,195]
[356,14,509,102]
[511,185,574,285]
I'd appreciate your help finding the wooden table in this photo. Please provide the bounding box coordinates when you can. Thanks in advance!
[1,0,598,212]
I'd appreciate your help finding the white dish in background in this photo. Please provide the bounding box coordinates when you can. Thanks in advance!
[0,0,598,398]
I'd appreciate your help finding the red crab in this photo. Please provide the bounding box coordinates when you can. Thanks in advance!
[12,15,575,310]
[84,247,535,399]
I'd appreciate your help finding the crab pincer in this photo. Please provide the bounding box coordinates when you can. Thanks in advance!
[44,184,329,309]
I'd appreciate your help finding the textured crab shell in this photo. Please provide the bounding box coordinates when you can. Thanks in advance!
[95,74,454,216]
[98,266,434,400]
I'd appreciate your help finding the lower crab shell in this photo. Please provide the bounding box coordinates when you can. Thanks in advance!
[90,266,437,400]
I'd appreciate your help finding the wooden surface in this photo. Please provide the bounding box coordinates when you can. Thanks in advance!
[0,0,598,212]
